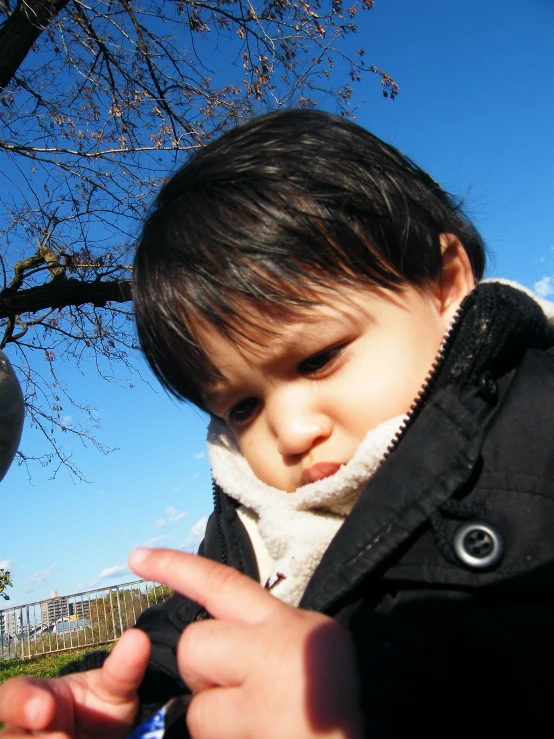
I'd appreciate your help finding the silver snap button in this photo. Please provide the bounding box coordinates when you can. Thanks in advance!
[453,520,504,569]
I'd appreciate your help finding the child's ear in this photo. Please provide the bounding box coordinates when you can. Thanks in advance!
[434,233,475,321]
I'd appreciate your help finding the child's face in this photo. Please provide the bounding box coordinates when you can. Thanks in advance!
[200,280,467,492]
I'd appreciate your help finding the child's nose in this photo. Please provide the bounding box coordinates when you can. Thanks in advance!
[269,398,332,457]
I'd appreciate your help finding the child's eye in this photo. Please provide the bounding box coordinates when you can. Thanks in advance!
[298,345,345,375]
[229,397,260,426]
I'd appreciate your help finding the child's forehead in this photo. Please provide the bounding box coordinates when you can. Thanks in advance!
[193,283,414,381]
[194,286,369,352]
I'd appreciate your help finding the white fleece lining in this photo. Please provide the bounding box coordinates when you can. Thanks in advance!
[236,506,275,586]
[208,414,406,605]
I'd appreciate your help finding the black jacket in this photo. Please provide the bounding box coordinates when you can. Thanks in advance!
[66,284,554,735]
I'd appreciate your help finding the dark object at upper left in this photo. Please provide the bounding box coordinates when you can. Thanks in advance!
[0,351,24,482]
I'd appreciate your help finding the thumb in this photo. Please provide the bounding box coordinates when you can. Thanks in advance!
[98,627,151,703]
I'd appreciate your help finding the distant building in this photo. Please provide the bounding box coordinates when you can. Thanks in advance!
[0,609,21,637]
[40,590,69,626]
[39,591,91,627]
[69,599,91,619]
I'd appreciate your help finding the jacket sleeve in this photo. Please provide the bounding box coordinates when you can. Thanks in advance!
[133,591,205,710]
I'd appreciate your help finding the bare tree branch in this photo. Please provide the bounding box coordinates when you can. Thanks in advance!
[0,0,397,477]
[0,276,131,320]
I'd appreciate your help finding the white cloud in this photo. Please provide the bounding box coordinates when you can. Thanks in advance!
[97,564,130,580]
[534,275,554,298]
[166,506,187,523]
[0,559,12,571]
[61,415,73,429]
[190,516,208,538]
[24,562,60,593]
[143,534,171,548]
[86,564,132,589]
[195,452,205,460]
[154,506,188,530]
[180,515,209,552]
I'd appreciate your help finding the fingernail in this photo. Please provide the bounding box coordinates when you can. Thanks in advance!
[26,696,44,725]
[129,547,151,567]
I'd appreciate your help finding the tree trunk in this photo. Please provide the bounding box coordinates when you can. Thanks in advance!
[0,0,70,91]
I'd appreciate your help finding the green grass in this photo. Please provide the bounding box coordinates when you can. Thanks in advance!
[0,643,115,683]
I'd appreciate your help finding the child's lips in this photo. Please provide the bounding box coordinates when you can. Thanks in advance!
[300,462,342,486]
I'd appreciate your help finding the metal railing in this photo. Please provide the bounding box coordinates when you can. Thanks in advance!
[0,580,173,661]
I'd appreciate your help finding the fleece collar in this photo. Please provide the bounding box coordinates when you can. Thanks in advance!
[208,414,405,605]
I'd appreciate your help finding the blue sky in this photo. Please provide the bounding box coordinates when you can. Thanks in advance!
[1,0,553,607]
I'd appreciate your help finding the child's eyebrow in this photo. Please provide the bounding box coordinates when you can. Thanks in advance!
[202,385,231,411]
[200,311,355,410]
[200,339,303,412]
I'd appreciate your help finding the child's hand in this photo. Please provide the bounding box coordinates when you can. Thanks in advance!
[130,548,363,739]
[0,627,150,738]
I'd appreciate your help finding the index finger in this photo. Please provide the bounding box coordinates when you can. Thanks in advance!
[129,548,283,625]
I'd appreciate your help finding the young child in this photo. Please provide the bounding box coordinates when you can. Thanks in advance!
[2,109,554,738]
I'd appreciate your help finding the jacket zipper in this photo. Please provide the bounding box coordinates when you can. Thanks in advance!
[212,479,228,565]
[384,301,466,459]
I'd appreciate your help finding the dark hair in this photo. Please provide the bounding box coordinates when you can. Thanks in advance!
[133,109,486,407]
